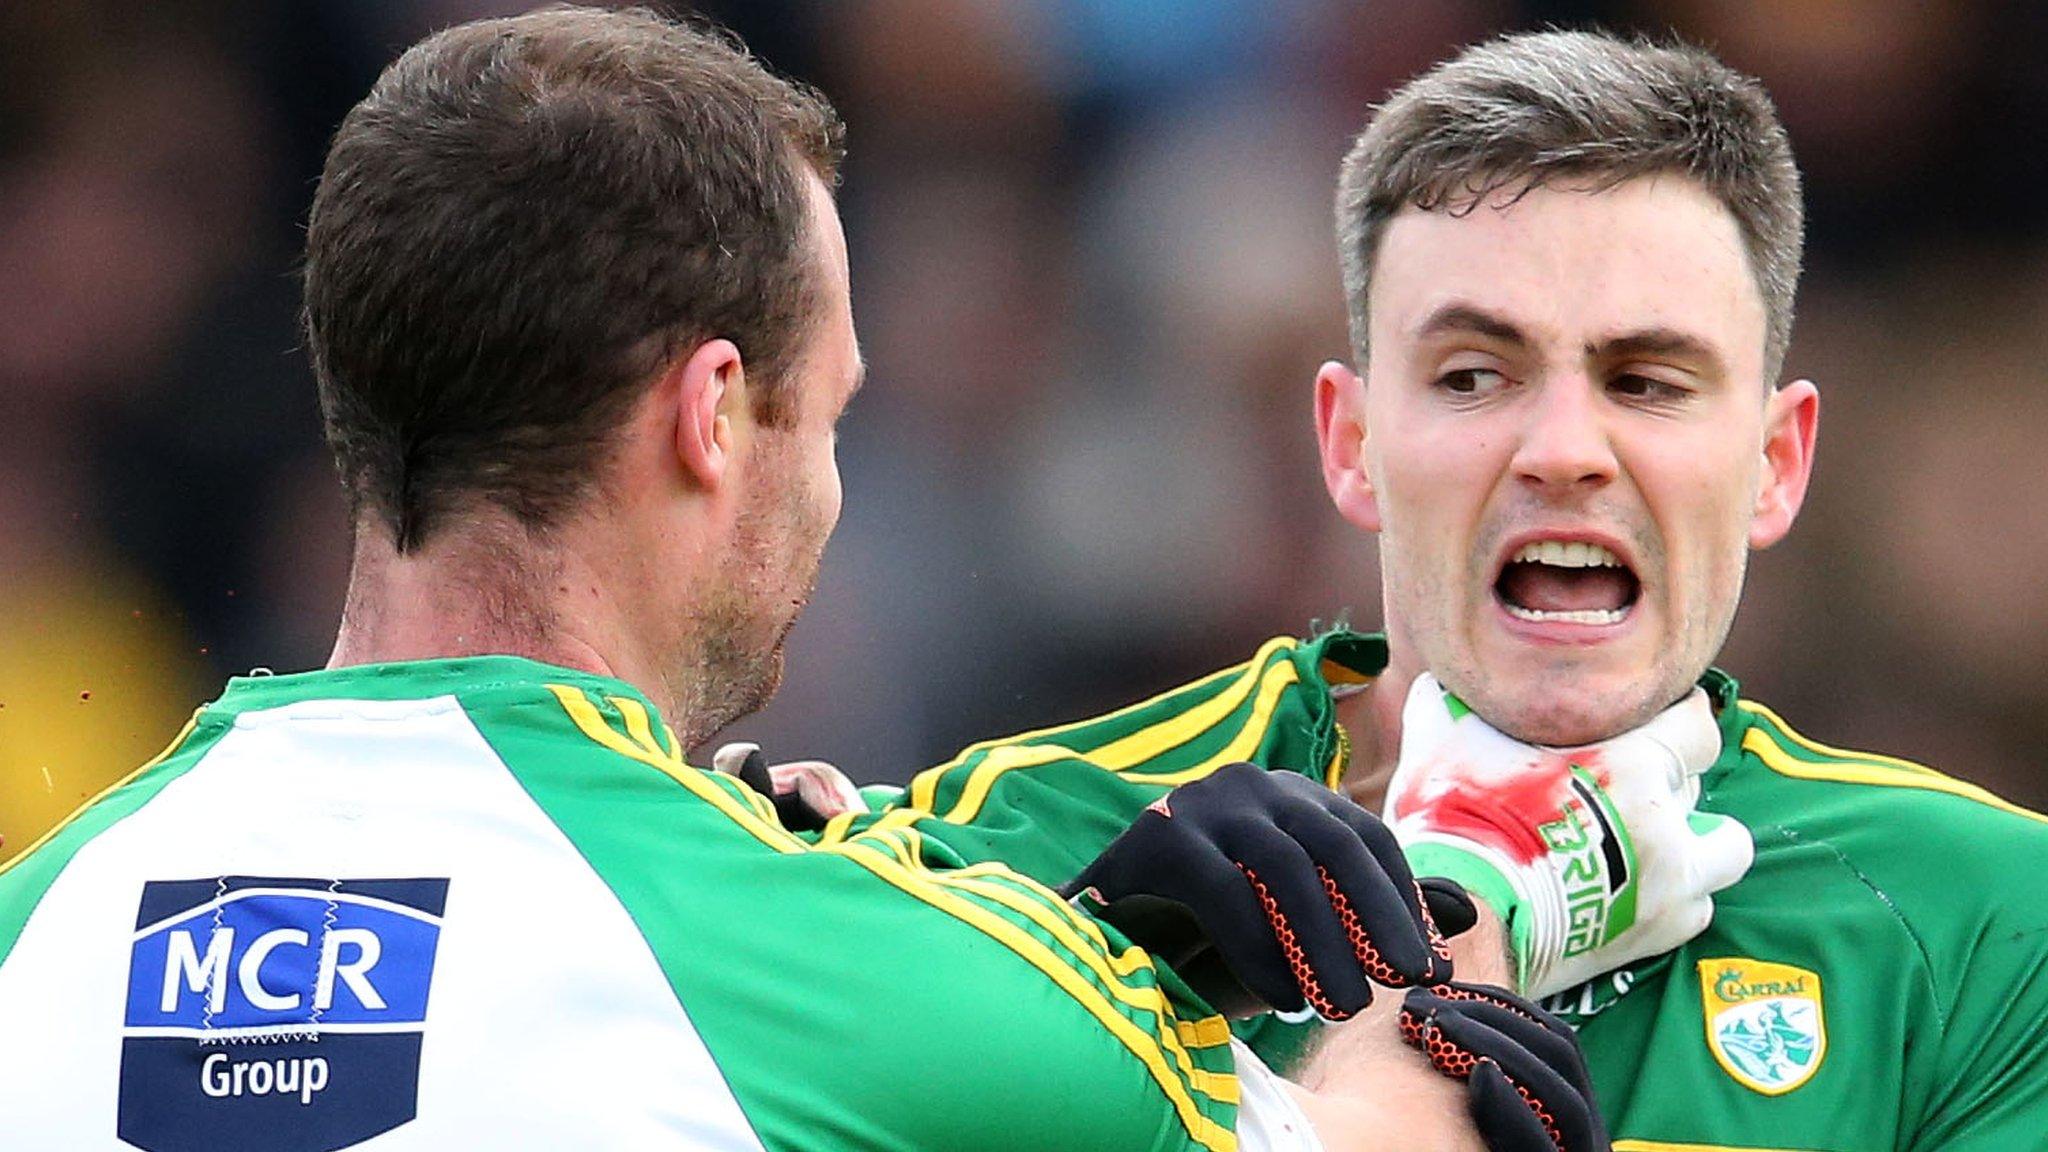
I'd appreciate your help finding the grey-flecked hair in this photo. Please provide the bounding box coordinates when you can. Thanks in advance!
[1336,30,1804,381]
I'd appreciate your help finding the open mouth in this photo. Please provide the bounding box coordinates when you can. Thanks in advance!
[1495,540,1640,626]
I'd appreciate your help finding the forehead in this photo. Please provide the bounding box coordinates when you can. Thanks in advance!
[800,169,850,305]
[795,169,861,394]
[1368,176,1767,374]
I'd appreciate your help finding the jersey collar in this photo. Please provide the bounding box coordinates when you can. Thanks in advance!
[210,656,659,720]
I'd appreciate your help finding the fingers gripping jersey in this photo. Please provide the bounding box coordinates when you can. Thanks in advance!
[848,632,2048,1152]
[0,659,1306,1152]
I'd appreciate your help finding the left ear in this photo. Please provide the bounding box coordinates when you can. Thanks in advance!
[1749,378,1819,549]
[670,338,747,491]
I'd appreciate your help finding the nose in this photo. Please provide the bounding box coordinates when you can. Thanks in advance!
[1509,376,1618,492]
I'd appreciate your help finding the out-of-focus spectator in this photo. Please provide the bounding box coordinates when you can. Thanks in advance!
[0,15,261,860]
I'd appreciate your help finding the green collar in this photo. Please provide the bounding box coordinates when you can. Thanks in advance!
[211,656,657,717]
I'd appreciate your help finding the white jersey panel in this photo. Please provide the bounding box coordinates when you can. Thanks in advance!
[0,695,766,1152]
[1229,1039,1325,1152]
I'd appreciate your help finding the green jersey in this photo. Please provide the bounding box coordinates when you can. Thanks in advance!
[851,631,2048,1152]
[0,658,1325,1152]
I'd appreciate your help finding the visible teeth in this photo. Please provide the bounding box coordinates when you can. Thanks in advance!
[1511,540,1623,568]
[1503,604,1627,626]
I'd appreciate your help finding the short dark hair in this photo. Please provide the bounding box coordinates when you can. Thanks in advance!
[1337,30,1803,379]
[303,5,843,551]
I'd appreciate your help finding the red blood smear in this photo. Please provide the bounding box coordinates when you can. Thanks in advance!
[1394,749,1601,866]
[1571,747,1609,786]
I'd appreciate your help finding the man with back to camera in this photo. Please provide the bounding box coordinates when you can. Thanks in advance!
[802,29,2048,1152]
[0,8,1607,1151]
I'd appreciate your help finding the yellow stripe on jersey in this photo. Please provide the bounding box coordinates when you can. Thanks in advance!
[1739,704,2048,826]
[940,744,1087,824]
[830,839,1239,1152]
[1080,637,1297,772]
[1615,1140,1825,1152]
[549,684,1240,1149]
[905,648,1269,815]
[1116,656,1302,787]
[1613,1131,1826,1139]
[0,710,203,881]
[813,802,934,849]
[814,810,857,846]
[1320,657,1373,688]
[1737,701,1941,777]
[610,695,665,762]
[1324,718,1352,791]
[549,686,808,853]
[946,862,1154,982]
[935,864,1240,1104]
[1178,1015,1234,1048]
[928,641,1307,826]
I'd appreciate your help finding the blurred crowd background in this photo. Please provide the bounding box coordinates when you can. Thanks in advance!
[5,0,2047,862]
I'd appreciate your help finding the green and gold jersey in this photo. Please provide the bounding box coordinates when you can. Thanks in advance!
[0,658,1297,1152]
[857,631,2048,1152]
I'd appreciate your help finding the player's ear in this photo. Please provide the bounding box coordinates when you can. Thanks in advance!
[1749,378,1819,549]
[670,338,745,490]
[1316,361,1382,532]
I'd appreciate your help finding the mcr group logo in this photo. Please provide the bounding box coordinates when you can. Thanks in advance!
[120,876,449,1152]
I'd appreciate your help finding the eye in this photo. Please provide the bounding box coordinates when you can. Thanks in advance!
[1436,367,1509,396]
[1608,372,1691,402]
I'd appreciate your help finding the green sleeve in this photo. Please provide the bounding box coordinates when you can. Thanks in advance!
[816,631,1377,887]
[494,683,1246,1152]
[808,631,1379,1073]
[1911,951,2048,1149]
[1902,814,2048,1149]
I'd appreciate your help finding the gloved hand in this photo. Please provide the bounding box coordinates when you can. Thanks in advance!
[711,742,868,832]
[1400,982,1609,1152]
[1384,675,1752,998]
[1060,762,1457,1020]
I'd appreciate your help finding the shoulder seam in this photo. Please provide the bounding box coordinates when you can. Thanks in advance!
[1756,822,1947,1031]
[1737,702,2048,826]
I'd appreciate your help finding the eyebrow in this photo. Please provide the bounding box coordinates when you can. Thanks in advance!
[1594,327,1724,376]
[1413,303,1529,347]
[1413,302,1724,375]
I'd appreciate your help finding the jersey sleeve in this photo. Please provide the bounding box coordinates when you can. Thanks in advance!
[802,631,1373,1075]
[778,806,1253,1151]
[521,682,1266,1152]
[812,631,1375,889]
[1902,808,2048,1150]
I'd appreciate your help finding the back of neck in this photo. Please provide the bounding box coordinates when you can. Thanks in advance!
[327,521,613,681]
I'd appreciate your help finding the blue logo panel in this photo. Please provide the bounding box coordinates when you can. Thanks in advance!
[118,877,449,1152]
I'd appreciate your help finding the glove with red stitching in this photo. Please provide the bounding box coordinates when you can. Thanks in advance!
[1400,982,1609,1152]
[1060,762,1458,1019]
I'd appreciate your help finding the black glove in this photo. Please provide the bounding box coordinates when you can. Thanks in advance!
[1399,982,1609,1152]
[1059,762,1457,1019]
[1419,875,1481,938]
[712,743,835,833]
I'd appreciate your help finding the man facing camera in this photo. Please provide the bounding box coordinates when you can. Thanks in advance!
[1313,31,2048,1151]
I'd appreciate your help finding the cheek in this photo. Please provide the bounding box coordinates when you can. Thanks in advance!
[1376,435,1497,573]
[1656,454,1760,605]
[813,446,844,530]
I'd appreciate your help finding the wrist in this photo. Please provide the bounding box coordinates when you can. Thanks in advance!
[1402,838,1534,990]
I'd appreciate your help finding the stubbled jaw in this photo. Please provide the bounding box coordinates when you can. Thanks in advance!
[1494,539,1641,626]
